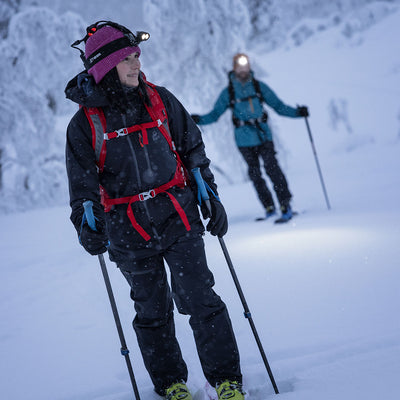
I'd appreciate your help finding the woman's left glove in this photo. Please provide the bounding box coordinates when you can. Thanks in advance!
[204,198,228,237]
[79,222,109,255]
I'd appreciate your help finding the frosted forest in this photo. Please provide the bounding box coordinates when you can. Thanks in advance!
[1,0,399,212]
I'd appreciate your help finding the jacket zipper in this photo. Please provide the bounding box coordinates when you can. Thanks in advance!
[123,114,162,246]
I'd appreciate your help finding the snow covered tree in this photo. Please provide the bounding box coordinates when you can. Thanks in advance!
[0,7,84,212]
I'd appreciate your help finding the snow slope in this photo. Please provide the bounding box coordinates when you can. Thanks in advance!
[0,144,399,400]
[1,3,399,400]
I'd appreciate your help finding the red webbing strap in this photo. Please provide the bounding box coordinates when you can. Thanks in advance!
[103,166,189,241]
[126,200,151,241]
[142,85,172,147]
[164,191,191,232]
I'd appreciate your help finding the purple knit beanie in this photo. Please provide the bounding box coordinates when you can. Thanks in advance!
[85,25,141,83]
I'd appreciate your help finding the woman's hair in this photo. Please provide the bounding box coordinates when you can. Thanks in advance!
[138,73,151,106]
[98,68,150,113]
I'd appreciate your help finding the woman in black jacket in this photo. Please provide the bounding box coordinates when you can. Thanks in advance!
[65,21,245,400]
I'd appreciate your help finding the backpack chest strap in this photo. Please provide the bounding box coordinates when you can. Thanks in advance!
[102,165,190,241]
[104,118,165,144]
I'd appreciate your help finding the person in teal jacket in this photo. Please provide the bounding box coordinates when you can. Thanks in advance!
[191,53,309,221]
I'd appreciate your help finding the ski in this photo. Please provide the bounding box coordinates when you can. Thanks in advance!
[256,211,299,222]
[274,211,299,224]
[255,215,275,222]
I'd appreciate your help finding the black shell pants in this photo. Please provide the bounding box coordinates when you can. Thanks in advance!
[238,140,292,210]
[118,233,242,395]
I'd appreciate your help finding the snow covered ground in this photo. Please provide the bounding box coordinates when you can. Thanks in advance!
[1,3,400,400]
[0,137,399,400]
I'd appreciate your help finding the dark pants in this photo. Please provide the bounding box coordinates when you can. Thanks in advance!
[118,233,241,395]
[238,140,292,209]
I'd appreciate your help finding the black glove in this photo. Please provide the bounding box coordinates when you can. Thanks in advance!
[296,105,309,117]
[79,218,109,256]
[202,197,228,237]
[191,114,201,124]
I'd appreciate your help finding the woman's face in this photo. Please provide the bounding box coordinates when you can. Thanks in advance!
[116,52,141,87]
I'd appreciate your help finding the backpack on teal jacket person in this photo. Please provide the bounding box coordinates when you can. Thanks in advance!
[191,53,309,222]
[192,71,302,147]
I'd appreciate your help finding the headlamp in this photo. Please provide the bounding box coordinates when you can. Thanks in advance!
[237,55,249,66]
[136,31,150,43]
[71,21,150,70]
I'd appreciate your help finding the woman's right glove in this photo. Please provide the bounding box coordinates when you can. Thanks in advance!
[79,222,109,255]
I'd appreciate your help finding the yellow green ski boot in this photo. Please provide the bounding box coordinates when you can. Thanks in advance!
[165,381,192,400]
[216,380,245,399]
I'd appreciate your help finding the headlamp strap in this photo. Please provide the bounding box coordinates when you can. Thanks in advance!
[83,36,135,70]
[70,39,87,66]
[71,21,149,71]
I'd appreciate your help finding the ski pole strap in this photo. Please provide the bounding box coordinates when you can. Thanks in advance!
[192,168,208,202]
[79,200,98,246]
[191,167,220,205]
[83,200,97,231]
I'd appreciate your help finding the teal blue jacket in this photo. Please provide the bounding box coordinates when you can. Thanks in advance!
[196,71,301,148]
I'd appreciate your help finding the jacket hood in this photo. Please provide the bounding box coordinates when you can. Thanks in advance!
[65,71,109,108]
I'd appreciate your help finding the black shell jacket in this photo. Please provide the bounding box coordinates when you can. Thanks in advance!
[65,71,217,262]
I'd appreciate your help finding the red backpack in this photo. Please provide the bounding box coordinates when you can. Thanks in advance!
[82,78,190,241]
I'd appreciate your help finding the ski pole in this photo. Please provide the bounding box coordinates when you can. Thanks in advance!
[304,116,331,210]
[83,201,141,400]
[191,169,280,394]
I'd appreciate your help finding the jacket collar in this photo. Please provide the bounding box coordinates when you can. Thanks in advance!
[65,71,109,108]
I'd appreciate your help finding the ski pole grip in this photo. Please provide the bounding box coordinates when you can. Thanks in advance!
[192,168,210,202]
[83,200,97,231]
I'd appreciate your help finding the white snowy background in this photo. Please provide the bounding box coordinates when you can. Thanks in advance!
[0,0,399,399]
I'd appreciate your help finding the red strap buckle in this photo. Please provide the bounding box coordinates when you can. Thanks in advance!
[104,127,129,140]
[115,127,129,137]
[138,189,156,201]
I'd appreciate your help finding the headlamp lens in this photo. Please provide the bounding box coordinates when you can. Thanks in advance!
[136,31,150,43]
[237,55,248,66]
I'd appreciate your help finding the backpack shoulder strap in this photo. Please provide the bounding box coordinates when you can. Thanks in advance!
[141,78,188,178]
[252,76,264,103]
[142,80,170,126]
[228,71,264,107]
[141,79,174,148]
[82,106,107,172]
[228,71,235,108]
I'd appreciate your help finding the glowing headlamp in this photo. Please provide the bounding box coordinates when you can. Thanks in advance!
[237,55,249,66]
[137,31,150,43]
[71,21,150,70]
